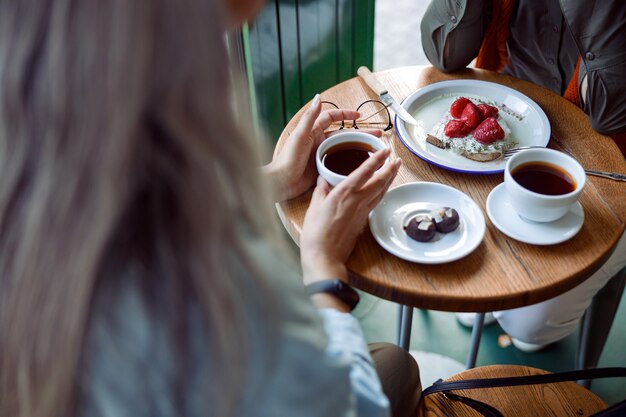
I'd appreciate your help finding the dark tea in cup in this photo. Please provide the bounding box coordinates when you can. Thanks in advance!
[322,141,375,176]
[504,148,585,222]
[511,161,576,196]
[316,131,387,186]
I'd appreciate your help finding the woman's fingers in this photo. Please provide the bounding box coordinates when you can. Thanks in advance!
[356,129,384,138]
[313,109,361,132]
[364,158,401,210]
[327,152,399,216]
[290,94,323,143]
[310,175,330,207]
[326,128,383,138]
[336,148,390,192]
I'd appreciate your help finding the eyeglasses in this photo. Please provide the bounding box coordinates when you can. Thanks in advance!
[322,100,393,132]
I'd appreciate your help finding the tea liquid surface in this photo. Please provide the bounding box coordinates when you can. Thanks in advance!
[323,142,375,176]
[512,162,576,195]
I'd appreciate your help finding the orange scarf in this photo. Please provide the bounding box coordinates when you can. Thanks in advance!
[474,0,515,74]
[475,0,625,157]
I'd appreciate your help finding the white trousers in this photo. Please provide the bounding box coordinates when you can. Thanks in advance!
[493,231,626,345]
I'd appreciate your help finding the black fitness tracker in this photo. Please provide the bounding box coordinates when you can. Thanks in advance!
[305,279,360,311]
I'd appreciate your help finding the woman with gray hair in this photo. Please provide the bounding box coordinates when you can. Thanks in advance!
[0,0,420,416]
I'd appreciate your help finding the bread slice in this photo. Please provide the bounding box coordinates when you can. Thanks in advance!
[461,150,502,162]
[426,134,445,149]
[426,134,503,162]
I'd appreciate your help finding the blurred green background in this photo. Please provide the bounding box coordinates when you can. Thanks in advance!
[244,0,375,141]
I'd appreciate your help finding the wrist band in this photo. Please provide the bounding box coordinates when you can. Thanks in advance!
[305,279,360,311]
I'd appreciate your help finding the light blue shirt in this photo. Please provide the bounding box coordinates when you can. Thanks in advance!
[318,308,390,417]
[80,235,390,417]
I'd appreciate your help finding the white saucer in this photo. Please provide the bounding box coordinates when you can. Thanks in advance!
[368,182,486,264]
[486,183,584,245]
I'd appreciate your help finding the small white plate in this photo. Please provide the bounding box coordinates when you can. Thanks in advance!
[368,182,486,264]
[486,183,584,245]
[395,80,551,174]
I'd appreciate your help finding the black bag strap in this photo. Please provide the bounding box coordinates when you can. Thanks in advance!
[441,391,505,417]
[422,367,626,417]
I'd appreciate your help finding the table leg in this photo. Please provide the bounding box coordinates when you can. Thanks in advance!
[399,305,413,350]
[396,304,404,346]
[466,312,485,369]
[577,267,626,388]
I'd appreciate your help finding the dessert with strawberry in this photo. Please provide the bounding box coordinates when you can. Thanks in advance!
[426,96,517,162]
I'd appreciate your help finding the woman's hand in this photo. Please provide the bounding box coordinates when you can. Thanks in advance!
[263,94,382,201]
[299,148,401,286]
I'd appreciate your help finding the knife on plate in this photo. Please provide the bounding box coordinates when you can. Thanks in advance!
[357,66,419,126]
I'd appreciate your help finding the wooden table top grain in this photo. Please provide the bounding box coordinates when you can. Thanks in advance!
[274,66,626,312]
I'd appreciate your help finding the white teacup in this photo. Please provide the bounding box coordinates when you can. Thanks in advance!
[316,131,388,187]
[504,148,586,223]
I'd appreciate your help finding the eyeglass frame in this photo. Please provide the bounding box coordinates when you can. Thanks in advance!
[321,100,394,132]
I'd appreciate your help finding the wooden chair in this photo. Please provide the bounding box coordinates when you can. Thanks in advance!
[418,365,607,417]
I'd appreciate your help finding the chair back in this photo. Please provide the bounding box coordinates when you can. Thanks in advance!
[245,0,375,140]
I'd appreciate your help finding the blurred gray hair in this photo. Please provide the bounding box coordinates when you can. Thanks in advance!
[0,0,285,416]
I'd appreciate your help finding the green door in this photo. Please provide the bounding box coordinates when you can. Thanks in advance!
[244,0,375,142]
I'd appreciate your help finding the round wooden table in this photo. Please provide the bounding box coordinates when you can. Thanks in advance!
[275,66,626,315]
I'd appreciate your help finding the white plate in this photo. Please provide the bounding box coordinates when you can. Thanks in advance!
[486,183,584,245]
[368,182,486,264]
[395,80,551,174]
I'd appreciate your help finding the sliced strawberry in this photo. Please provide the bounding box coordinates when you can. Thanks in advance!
[444,120,472,138]
[450,97,471,118]
[477,104,499,119]
[473,117,505,144]
[460,102,481,129]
